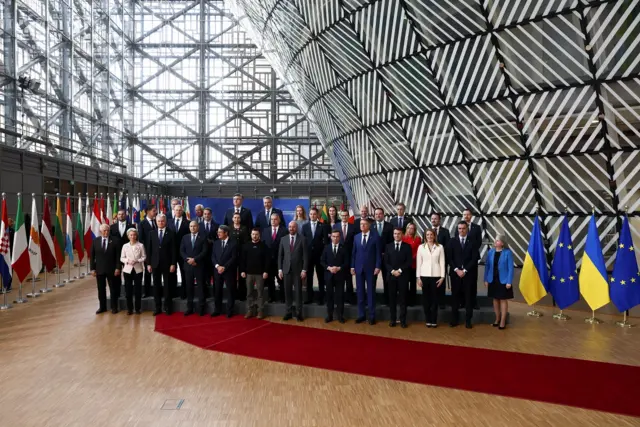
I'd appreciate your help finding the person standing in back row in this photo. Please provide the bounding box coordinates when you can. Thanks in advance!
[224,193,253,229]
[139,205,157,298]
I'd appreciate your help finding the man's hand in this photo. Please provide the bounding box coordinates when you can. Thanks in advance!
[484,281,489,288]
[170,265,176,273]
[241,272,246,278]
[114,269,120,277]
[350,268,355,276]
[506,283,512,289]
[147,266,152,273]
[456,270,465,278]
[279,271,283,280]
[374,268,380,275]
[301,271,307,280]
[217,266,225,274]
[262,272,268,280]
[91,270,96,277]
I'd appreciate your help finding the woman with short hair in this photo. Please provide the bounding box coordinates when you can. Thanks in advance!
[484,234,514,329]
[120,228,146,315]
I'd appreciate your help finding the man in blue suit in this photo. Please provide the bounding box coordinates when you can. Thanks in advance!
[180,221,209,316]
[350,218,381,325]
[254,196,285,230]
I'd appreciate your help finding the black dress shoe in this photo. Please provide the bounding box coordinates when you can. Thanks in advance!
[283,313,293,321]
[226,312,234,319]
[439,304,446,310]
[325,316,333,323]
[465,322,472,329]
[210,311,220,317]
[184,310,194,317]
[492,322,499,327]
[355,317,365,324]
[389,321,396,327]
[401,322,408,329]
[368,319,376,325]
[296,314,304,322]
[165,311,173,316]
[153,310,161,316]
[199,309,205,316]
[499,325,506,330]
[96,308,107,314]
[449,322,458,327]
[338,318,345,324]
[474,303,480,310]
[127,310,133,316]
[135,310,141,315]
[112,309,119,314]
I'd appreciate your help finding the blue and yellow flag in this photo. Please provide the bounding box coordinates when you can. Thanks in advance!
[549,216,579,309]
[610,216,640,312]
[520,216,548,305]
[579,214,610,310]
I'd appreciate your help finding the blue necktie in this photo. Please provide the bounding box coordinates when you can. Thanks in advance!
[159,230,163,244]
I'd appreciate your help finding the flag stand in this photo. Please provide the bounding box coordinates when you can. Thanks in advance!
[54,264,65,288]
[526,304,543,317]
[63,264,74,284]
[0,275,11,310]
[40,270,52,293]
[26,275,41,298]
[13,281,28,304]
[553,309,570,320]
[615,311,634,328]
[584,310,603,324]
[75,262,82,280]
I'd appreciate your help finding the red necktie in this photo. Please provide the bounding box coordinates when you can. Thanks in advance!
[290,237,294,252]
[272,228,277,241]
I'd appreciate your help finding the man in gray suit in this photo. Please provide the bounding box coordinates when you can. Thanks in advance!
[278,221,308,322]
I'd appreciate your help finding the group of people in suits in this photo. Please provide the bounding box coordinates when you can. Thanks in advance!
[89,196,513,329]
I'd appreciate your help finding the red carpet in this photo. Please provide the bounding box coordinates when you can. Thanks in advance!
[155,315,640,417]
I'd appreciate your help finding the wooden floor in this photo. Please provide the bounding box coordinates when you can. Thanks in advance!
[1,267,639,427]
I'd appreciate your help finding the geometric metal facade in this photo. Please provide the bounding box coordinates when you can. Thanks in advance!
[228,0,640,266]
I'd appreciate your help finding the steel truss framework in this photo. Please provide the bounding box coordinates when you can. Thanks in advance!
[229,0,640,266]
[0,0,334,183]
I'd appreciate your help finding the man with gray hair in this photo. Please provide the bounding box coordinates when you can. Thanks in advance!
[211,225,238,317]
[146,213,177,315]
[90,224,121,314]
[255,196,285,230]
[194,204,204,223]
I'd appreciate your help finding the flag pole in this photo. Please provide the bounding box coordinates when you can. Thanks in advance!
[585,309,603,324]
[40,193,53,293]
[54,193,65,288]
[527,206,543,317]
[0,192,12,310]
[553,309,570,320]
[616,311,634,328]
[74,193,82,279]
[63,193,74,284]
[13,193,28,304]
[26,195,41,298]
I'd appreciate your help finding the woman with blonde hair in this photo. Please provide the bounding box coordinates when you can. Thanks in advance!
[402,222,422,306]
[416,228,445,327]
[294,205,308,230]
[120,228,147,315]
[484,234,514,329]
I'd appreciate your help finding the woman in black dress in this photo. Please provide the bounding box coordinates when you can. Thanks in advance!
[483,234,514,329]
[230,212,250,300]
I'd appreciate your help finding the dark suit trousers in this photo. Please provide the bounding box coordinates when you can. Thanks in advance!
[266,261,282,301]
[173,257,187,298]
[388,274,408,323]
[438,276,447,306]
[96,274,119,310]
[123,272,143,312]
[326,273,344,318]
[214,271,236,313]
[185,265,206,312]
[143,268,152,296]
[451,272,474,324]
[421,276,439,324]
[307,256,325,303]
[283,272,303,314]
[152,267,172,312]
[457,265,478,308]
[345,274,354,303]
[355,270,376,320]
[237,267,246,302]
[407,267,417,306]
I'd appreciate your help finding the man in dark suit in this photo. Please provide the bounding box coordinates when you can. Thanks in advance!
[194,204,204,223]
[333,210,356,304]
[384,228,413,328]
[453,208,483,309]
[223,193,253,229]
[139,205,157,298]
[90,224,121,314]
[169,204,190,299]
[146,214,177,315]
[278,221,308,321]
[321,230,349,323]
[165,198,185,223]
[301,207,328,304]
[447,221,480,328]
[254,196,285,230]
[353,205,370,231]
[351,218,381,325]
[109,209,134,293]
[390,203,413,233]
[180,221,209,316]
[211,225,238,318]
[372,208,394,305]
[198,207,218,293]
[261,212,287,302]
[431,212,450,309]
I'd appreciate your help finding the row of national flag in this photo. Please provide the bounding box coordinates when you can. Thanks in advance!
[520,214,640,313]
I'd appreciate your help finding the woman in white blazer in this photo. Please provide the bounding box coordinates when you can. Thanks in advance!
[120,228,147,315]
[416,229,446,327]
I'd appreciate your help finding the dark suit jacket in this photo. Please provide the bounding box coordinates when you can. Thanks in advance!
[223,207,253,229]
[146,228,178,269]
[180,233,209,272]
[371,220,394,248]
[254,208,285,231]
[211,239,237,273]
[453,222,482,254]
[261,225,288,260]
[384,242,413,279]
[278,234,308,274]
[332,222,357,249]
[109,222,134,241]
[168,217,190,255]
[447,236,480,275]
[229,226,250,250]
[434,226,451,247]
[353,217,371,232]
[90,236,120,275]
[301,221,328,259]
[320,243,349,281]
[351,232,382,274]
[197,220,219,244]
[390,216,413,233]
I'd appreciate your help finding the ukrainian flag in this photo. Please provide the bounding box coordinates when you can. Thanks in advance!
[579,214,610,310]
[519,216,548,305]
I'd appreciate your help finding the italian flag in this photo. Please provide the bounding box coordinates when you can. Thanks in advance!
[28,194,42,277]
[53,195,66,268]
[11,194,30,283]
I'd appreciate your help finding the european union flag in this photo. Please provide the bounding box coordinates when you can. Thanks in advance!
[548,216,579,309]
[610,216,640,312]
